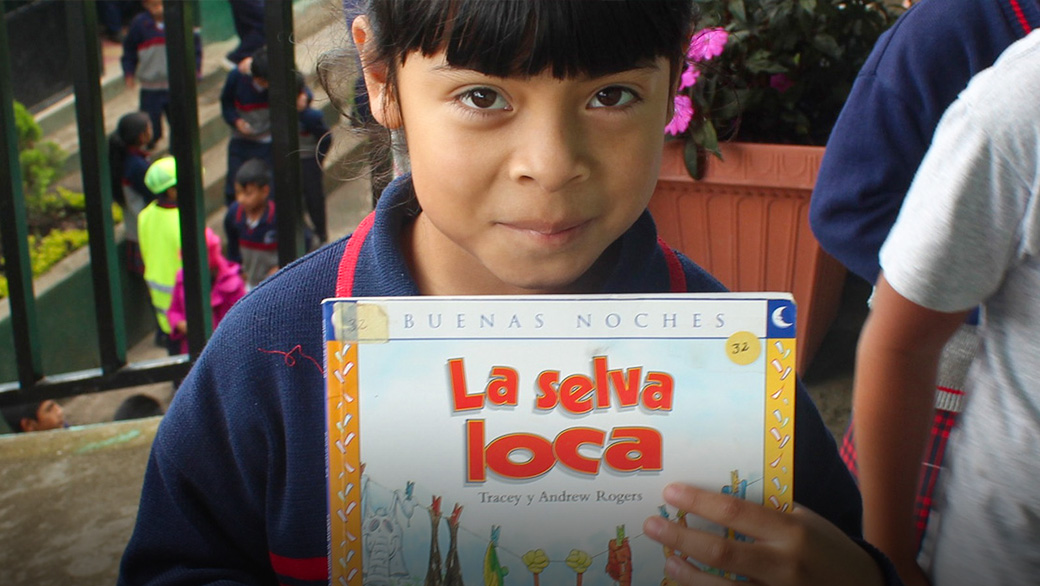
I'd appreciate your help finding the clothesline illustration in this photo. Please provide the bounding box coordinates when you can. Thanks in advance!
[355,471,760,585]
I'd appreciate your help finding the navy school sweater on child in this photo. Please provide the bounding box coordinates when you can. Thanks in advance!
[225,199,279,289]
[221,68,272,141]
[809,0,1040,284]
[121,11,201,90]
[119,177,903,585]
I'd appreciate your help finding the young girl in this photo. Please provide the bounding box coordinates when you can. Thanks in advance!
[165,228,246,355]
[108,111,153,275]
[119,3,902,585]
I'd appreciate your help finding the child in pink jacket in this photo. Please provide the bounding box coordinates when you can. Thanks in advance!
[167,228,246,354]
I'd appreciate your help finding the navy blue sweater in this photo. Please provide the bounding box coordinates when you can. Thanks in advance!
[221,69,272,140]
[810,0,1040,284]
[121,11,201,90]
[120,178,899,585]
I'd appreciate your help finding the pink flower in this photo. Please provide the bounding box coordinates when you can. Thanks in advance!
[770,73,795,93]
[687,27,728,62]
[665,95,695,136]
[678,63,700,91]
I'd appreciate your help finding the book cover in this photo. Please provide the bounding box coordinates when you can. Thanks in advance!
[323,293,796,586]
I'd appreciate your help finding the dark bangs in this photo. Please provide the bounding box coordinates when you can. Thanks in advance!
[371,0,694,79]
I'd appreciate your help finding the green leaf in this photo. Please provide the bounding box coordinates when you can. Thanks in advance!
[744,50,787,74]
[812,34,841,59]
[13,100,41,149]
[798,0,817,12]
[727,0,747,24]
[682,138,701,179]
[700,120,721,157]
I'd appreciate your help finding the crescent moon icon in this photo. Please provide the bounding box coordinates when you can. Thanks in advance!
[771,306,793,329]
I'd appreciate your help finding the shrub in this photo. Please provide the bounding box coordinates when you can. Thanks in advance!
[668,0,900,176]
[0,103,108,300]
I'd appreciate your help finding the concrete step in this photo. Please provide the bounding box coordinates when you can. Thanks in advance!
[43,0,354,196]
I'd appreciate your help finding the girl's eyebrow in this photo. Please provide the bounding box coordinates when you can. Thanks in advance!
[428,62,664,78]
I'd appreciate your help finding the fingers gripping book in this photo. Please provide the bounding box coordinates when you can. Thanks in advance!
[323,294,796,586]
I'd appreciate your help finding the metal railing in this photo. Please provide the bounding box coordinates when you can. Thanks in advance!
[0,0,307,405]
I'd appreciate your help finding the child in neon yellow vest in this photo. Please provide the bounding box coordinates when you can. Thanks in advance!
[138,156,182,354]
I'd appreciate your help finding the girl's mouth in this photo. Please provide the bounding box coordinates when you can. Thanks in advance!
[499,219,590,247]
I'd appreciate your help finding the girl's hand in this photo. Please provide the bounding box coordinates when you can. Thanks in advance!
[235,118,254,135]
[643,483,884,586]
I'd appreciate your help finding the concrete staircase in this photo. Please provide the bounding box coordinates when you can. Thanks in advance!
[41,0,366,220]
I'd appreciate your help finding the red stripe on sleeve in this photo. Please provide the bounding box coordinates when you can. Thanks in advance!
[138,36,166,50]
[268,552,327,581]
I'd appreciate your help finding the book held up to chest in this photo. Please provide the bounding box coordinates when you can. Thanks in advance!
[323,293,797,586]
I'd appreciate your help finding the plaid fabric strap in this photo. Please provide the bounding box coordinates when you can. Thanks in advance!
[840,324,979,550]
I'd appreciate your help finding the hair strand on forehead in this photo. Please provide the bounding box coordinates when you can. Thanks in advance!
[375,0,693,79]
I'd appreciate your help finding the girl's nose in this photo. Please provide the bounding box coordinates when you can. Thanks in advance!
[508,112,591,193]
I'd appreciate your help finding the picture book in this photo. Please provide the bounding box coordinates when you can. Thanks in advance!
[323,293,796,586]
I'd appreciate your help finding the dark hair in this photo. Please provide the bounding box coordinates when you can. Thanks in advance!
[318,0,694,195]
[367,0,693,85]
[113,394,164,421]
[1,401,41,433]
[250,46,269,80]
[235,158,271,188]
[108,112,151,207]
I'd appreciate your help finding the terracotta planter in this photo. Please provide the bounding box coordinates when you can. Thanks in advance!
[649,141,846,375]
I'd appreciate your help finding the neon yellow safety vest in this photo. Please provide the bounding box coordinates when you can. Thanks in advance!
[137,201,182,334]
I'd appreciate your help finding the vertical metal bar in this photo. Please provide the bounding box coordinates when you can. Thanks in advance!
[0,7,42,391]
[266,0,305,265]
[67,0,127,373]
[164,0,211,358]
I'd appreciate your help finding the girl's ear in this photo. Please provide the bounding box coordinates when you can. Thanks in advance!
[352,16,403,130]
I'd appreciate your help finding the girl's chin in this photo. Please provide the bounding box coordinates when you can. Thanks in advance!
[486,262,602,295]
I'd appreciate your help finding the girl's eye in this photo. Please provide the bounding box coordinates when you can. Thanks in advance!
[589,86,638,108]
[458,88,509,110]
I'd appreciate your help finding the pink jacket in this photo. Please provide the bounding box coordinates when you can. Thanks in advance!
[167,229,246,353]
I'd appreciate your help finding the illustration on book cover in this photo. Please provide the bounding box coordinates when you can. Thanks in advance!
[323,294,796,586]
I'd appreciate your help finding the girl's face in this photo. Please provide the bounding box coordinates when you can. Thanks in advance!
[139,121,153,148]
[366,43,675,295]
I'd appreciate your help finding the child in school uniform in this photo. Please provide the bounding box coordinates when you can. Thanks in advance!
[119,3,904,585]
[108,111,153,275]
[223,158,279,290]
[220,46,273,206]
[121,0,201,150]
[851,31,1040,586]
